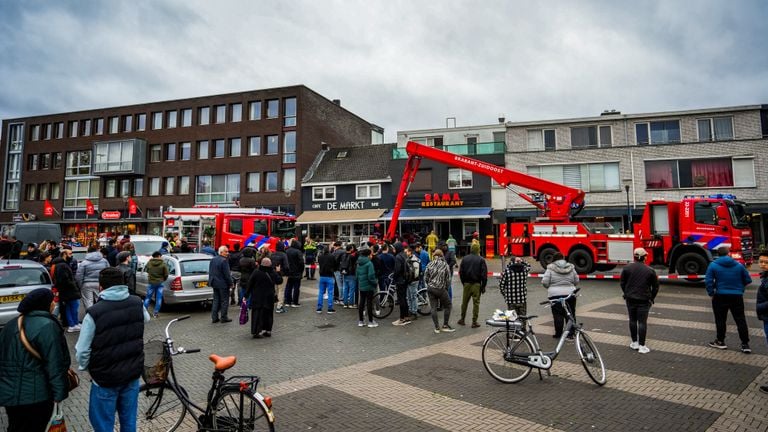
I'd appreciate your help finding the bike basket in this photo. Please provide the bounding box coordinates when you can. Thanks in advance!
[142,340,170,385]
[485,319,522,329]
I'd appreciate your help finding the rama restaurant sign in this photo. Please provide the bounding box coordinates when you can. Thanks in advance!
[421,193,464,208]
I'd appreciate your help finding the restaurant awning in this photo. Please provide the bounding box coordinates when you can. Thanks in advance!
[296,209,386,225]
[379,207,492,221]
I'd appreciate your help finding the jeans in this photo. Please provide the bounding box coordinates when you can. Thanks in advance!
[64,299,79,327]
[460,282,481,323]
[89,378,140,432]
[711,294,749,344]
[211,285,229,321]
[550,295,577,338]
[342,275,357,306]
[428,288,452,329]
[763,320,768,345]
[407,281,419,315]
[317,276,335,310]
[144,283,164,315]
[284,277,302,305]
[626,300,651,345]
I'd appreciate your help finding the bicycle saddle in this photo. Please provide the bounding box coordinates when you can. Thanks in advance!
[209,354,237,371]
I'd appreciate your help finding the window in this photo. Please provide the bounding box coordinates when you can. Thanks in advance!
[133,178,143,197]
[43,123,52,140]
[644,157,755,189]
[68,121,78,138]
[248,136,261,156]
[95,118,104,135]
[65,151,91,176]
[247,173,261,192]
[229,219,243,235]
[93,140,134,172]
[195,174,240,204]
[50,183,60,200]
[38,183,48,200]
[4,183,19,210]
[283,131,296,163]
[199,107,210,125]
[166,143,176,161]
[448,168,473,189]
[31,125,40,141]
[178,176,189,195]
[55,122,64,139]
[149,178,160,196]
[213,139,225,158]
[137,113,146,131]
[28,154,39,170]
[231,103,242,122]
[249,101,261,120]
[283,168,296,191]
[109,116,119,134]
[312,186,335,201]
[167,110,177,128]
[7,154,20,181]
[356,184,381,199]
[82,119,91,136]
[570,126,611,148]
[152,112,163,130]
[266,99,279,118]
[527,162,620,192]
[266,135,278,155]
[150,144,161,163]
[181,108,192,127]
[123,115,133,132]
[25,184,36,201]
[164,177,175,195]
[463,221,478,239]
[40,153,51,170]
[215,105,226,124]
[52,152,62,169]
[527,129,556,151]
[265,172,278,191]
[120,179,130,197]
[636,120,680,145]
[694,202,720,225]
[284,97,296,126]
[198,140,209,159]
[413,136,444,148]
[229,138,241,157]
[105,179,117,198]
[180,142,191,160]
[697,117,733,142]
[63,179,99,207]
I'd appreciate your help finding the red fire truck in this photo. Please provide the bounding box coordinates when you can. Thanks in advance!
[387,141,754,274]
[163,207,296,251]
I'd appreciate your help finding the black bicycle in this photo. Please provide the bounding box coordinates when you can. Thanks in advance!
[372,274,431,319]
[138,316,275,431]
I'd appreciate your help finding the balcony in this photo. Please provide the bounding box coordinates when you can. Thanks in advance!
[392,141,505,159]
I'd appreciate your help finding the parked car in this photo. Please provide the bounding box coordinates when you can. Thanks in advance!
[0,260,53,327]
[136,253,213,305]
[125,235,168,257]
[69,246,88,263]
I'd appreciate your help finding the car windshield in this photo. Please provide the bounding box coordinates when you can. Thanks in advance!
[180,259,211,276]
[0,268,51,288]
[728,202,749,228]
[134,241,165,256]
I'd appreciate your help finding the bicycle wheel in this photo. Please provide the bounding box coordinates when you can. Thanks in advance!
[372,292,394,319]
[212,389,275,431]
[576,331,607,386]
[481,330,534,383]
[416,288,431,316]
[137,383,188,432]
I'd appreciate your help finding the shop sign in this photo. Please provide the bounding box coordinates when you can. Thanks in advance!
[310,201,380,210]
[12,213,36,222]
[101,211,121,220]
[421,192,464,207]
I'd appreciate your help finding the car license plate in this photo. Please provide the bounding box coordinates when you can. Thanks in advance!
[0,294,25,304]
[195,281,208,289]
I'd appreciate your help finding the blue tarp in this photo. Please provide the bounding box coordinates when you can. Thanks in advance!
[379,207,492,221]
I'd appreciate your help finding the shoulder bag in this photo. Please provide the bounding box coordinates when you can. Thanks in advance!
[18,315,79,391]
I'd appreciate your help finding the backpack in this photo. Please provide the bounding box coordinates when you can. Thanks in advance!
[405,254,420,283]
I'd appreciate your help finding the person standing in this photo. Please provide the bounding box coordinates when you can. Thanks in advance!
[446,234,457,256]
[425,230,439,259]
[542,252,579,339]
[331,242,345,305]
[284,240,304,308]
[105,238,119,267]
[76,267,150,432]
[76,245,109,312]
[200,240,216,257]
[246,257,282,338]
[391,242,412,326]
[121,242,138,275]
[705,246,752,353]
[378,244,395,293]
[498,255,532,315]
[316,248,337,314]
[458,242,487,328]
[406,246,421,320]
[424,249,455,333]
[756,251,768,393]
[303,237,318,280]
[25,242,41,262]
[52,250,81,333]
[620,248,659,354]
[209,246,234,323]
[0,289,72,432]
[339,244,359,308]
[271,242,290,313]
[144,251,169,319]
[228,243,243,305]
[116,251,137,296]
[356,247,378,327]
[238,248,257,305]
[439,241,457,301]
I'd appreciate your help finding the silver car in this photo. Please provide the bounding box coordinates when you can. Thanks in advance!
[0,260,53,327]
[136,253,213,305]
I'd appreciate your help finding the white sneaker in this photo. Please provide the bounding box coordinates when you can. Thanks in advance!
[629,341,639,350]
[367,321,379,328]
[358,321,365,327]
[67,326,80,333]
[638,345,650,354]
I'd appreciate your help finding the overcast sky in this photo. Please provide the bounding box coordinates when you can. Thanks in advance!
[1,0,766,141]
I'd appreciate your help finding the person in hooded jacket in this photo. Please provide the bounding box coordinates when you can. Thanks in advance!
[499,255,532,315]
[238,247,257,305]
[378,244,395,292]
[392,242,412,326]
[705,246,753,353]
[52,250,81,333]
[340,244,359,308]
[25,243,41,262]
[76,245,110,311]
[271,242,290,313]
[284,240,304,308]
[542,252,579,339]
[355,247,378,328]
[246,257,283,338]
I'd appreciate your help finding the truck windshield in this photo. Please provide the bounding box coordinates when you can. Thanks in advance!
[272,219,296,238]
[728,202,749,228]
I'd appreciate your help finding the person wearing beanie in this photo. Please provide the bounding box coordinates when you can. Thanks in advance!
[620,248,659,354]
[458,242,487,328]
[0,288,72,431]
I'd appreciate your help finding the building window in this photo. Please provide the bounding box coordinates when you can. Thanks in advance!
[31,125,40,141]
[215,105,226,124]
[229,138,241,157]
[150,144,161,163]
[249,101,261,120]
[266,99,278,119]
[7,154,20,181]
[165,143,176,161]
[65,151,91,176]
[152,112,163,130]
[133,178,143,197]
[644,157,755,189]
[43,124,52,140]
[93,140,134,172]
[231,103,242,122]
[463,221,479,239]
[95,118,104,135]
[105,179,117,198]
[52,152,62,169]
[636,120,680,145]
[123,115,133,132]
[38,183,49,200]
[283,168,296,191]
[109,116,119,134]
[265,172,278,191]
[356,184,381,199]
[199,107,210,125]
[198,140,209,159]
[697,117,734,142]
[68,121,78,138]
[120,179,130,197]
[25,184,36,201]
[167,110,177,128]
[4,183,19,210]
[213,139,225,158]
[28,154,39,170]
[63,179,99,207]
[82,120,91,136]
[181,108,192,127]
[40,153,51,170]
[180,142,191,160]
[179,176,190,195]
[448,168,473,189]
[312,186,335,201]
[283,131,296,163]
[247,173,261,192]
[137,113,147,131]
[266,135,278,155]
[527,162,620,192]
[149,178,160,196]
[50,183,60,200]
[284,97,296,126]
[164,177,175,195]
[527,129,556,151]
[248,136,261,156]
[195,174,240,204]
[54,122,64,139]
[570,126,611,148]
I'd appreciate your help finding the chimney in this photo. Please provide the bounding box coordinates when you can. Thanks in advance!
[321,142,329,151]
[332,99,341,106]
[498,113,506,124]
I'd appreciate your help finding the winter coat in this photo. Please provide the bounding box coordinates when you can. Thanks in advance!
[105,245,119,267]
[51,257,79,301]
[318,253,337,277]
[271,244,290,276]
[117,262,137,295]
[285,244,304,279]
[499,261,531,305]
[705,256,751,296]
[757,272,768,321]
[379,252,395,277]
[228,250,243,272]
[247,266,282,309]
[208,255,233,289]
[146,257,169,285]
[239,256,257,288]
[355,256,377,291]
[542,260,579,297]
[76,251,109,287]
[339,252,358,276]
[620,261,659,303]
[393,244,408,286]
[200,245,216,257]
[0,311,71,405]
[459,253,488,288]
[424,256,451,294]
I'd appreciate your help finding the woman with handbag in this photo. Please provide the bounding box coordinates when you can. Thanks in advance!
[0,288,73,432]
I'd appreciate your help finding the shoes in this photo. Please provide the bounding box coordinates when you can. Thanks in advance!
[471,322,480,328]
[327,309,336,314]
[263,331,271,337]
[367,321,378,328]
[358,321,365,327]
[334,299,343,305]
[760,384,768,394]
[212,319,220,323]
[436,307,443,311]
[708,340,727,350]
[566,333,575,340]
[741,343,752,354]
[252,334,263,339]
[153,313,159,319]
[457,319,465,326]
[393,319,403,326]
[275,307,286,314]
[221,318,233,323]
[392,319,411,326]
[410,314,418,320]
[291,304,300,308]
[441,325,456,333]
[638,345,650,354]
[316,308,323,314]
[434,328,441,334]
[629,341,639,350]
[67,326,80,333]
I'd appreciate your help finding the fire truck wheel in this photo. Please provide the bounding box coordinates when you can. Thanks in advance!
[676,252,708,277]
[538,247,558,268]
[568,249,594,274]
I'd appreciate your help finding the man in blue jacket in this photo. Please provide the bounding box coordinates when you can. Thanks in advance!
[705,246,752,353]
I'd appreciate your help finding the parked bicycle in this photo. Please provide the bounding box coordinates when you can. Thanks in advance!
[138,315,275,431]
[372,274,431,319]
[481,288,606,386]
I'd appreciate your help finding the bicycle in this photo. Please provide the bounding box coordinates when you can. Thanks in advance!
[481,288,606,386]
[372,274,431,319]
[138,315,275,431]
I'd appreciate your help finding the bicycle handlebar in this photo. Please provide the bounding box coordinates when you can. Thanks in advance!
[539,288,581,305]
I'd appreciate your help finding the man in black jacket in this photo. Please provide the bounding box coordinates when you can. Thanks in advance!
[284,240,304,307]
[208,246,234,323]
[620,248,659,354]
[392,242,412,326]
[458,242,487,328]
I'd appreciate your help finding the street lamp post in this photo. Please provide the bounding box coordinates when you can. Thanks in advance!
[624,184,632,233]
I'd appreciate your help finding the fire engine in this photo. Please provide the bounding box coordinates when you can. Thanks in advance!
[162,207,297,251]
[387,141,754,274]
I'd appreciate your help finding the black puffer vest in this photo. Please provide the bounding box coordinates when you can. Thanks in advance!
[88,296,145,387]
